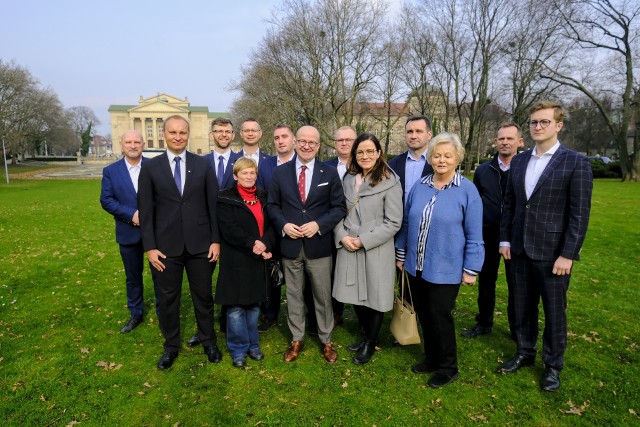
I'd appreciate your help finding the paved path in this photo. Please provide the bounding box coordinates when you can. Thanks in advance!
[35,164,105,179]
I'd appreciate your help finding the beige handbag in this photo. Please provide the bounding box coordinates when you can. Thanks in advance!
[390,270,421,345]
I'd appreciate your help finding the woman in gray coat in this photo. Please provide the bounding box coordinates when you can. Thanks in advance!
[333,133,403,364]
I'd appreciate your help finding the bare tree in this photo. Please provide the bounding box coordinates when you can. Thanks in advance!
[541,0,640,181]
[68,106,101,156]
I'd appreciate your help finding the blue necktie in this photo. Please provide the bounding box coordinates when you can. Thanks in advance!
[217,156,224,188]
[174,157,182,195]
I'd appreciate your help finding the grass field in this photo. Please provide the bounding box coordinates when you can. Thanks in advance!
[0,178,639,426]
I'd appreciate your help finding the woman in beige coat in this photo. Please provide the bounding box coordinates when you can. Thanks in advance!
[333,133,403,364]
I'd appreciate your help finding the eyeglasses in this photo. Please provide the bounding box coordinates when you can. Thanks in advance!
[297,139,319,148]
[212,130,233,135]
[335,138,355,144]
[528,119,554,129]
[241,129,261,133]
[355,149,378,158]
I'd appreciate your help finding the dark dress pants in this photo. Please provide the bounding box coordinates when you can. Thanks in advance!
[408,272,460,376]
[476,227,514,334]
[155,250,216,352]
[510,252,570,370]
[119,242,145,320]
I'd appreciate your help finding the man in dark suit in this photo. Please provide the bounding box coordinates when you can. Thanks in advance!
[100,129,154,333]
[498,101,593,392]
[138,115,223,369]
[256,123,297,332]
[462,122,523,339]
[267,125,347,364]
[324,126,356,180]
[240,117,272,167]
[388,115,435,201]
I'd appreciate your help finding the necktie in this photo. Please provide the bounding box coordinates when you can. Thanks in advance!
[298,165,307,204]
[217,156,224,188]
[174,157,182,195]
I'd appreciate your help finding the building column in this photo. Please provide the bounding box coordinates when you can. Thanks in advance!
[152,117,158,147]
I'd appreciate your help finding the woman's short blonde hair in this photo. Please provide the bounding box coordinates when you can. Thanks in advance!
[233,157,258,175]
[426,132,465,164]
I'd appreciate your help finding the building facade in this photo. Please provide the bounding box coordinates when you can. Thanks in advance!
[108,94,229,155]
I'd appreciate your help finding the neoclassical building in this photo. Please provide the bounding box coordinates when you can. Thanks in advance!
[108,93,229,155]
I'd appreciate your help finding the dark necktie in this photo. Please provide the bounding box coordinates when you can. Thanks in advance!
[298,165,307,204]
[217,156,224,188]
[174,157,182,195]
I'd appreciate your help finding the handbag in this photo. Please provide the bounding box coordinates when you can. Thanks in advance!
[268,259,285,288]
[390,270,421,345]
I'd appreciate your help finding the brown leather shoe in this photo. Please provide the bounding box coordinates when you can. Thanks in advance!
[284,341,304,362]
[322,342,338,364]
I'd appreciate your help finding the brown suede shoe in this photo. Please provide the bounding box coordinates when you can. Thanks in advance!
[284,341,304,362]
[322,342,338,364]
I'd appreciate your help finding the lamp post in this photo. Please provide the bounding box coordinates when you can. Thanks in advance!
[3,138,9,184]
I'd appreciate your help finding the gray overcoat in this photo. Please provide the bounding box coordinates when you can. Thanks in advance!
[332,171,403,312]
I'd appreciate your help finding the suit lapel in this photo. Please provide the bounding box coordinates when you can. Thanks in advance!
[306,162,323,203]
[118,158,137,197]
[182,152,195,196]
[531,147,566,198]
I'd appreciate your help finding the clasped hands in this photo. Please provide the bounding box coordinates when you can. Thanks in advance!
[283,221,319,239]
[253,240,272,260]
[341,236,362,252]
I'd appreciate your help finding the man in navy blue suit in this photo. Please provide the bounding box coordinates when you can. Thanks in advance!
[240,118,272,167]
[100,130,153,333]
[267,125,347,364]
[388,115,435,201]
[185,117,243,347]
[498,101,593,392]
[324,126,356,180]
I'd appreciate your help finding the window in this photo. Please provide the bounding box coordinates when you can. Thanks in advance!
[146,125,153,138]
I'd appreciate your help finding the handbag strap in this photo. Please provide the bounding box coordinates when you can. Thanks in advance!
[400,269,414,306]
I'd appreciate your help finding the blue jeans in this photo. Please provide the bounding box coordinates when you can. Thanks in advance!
[226,304,260,361]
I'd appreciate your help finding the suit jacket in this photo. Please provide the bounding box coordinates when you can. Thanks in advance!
[267,160,347,259]
[241,149,273,168]
[205,150,242,190]
[138,151,220,257]
[388,151,434,198]
[500,145,592,262]
[257,153,297,191]
[100,157,148,246]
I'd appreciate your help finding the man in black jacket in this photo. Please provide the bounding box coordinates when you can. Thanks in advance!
[462,122,523,339]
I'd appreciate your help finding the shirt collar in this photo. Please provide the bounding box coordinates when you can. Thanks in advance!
[296,157,315,171]
[532,141,560,158]
[124,157,141,169]
[406,150,426,162]
[422,172,462,188]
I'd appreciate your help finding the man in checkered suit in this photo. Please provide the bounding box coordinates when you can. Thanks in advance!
[497,100,593,392]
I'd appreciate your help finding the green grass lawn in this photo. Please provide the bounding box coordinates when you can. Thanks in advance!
[0,178,638,426]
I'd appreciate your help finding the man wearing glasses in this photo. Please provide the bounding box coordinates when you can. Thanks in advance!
[240,118,271,167]
[325,126,357,179]
[498,101,593,392]
[267,125,347,364]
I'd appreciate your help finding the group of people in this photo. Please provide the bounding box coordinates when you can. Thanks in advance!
[100,100,592,392]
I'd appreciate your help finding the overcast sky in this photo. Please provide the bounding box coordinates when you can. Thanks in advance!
[1,0,403,135]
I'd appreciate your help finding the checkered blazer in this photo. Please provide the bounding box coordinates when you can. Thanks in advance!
[500,145,593,261]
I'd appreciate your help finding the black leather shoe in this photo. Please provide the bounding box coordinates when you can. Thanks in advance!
[461,324,492,338]
[541,367,561,392]
[352,341,376,365]
[498,354,535,373]
[120,317,143,333]
[232,358,246,368]
[157,350,178,369]
[258,318,277,332]
[248,350,264,361]
[187,335,201,347]
[204,345,222,363]
[411,360,436,374]
[347,339,366,352]
[428,372,459,388]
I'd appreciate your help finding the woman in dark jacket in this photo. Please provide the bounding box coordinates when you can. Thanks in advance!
[215,158,276,368]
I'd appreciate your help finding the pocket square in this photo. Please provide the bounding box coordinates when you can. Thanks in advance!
[317,182,329,187]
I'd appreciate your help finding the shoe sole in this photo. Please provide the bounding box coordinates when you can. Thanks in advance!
[428,373,459,388]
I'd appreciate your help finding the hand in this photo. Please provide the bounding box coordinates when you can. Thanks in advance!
[341,236,358,252]
[499,246,511,260]
[462,271,476,285]
[253,240,267,255]
[208,243,221,262]
[147,249,166,272]
[552,256,573,276]
[262,251,273,260]
[284,223,304,239]
[300,221,320,238]
[396,261,404,271]
[131,210,140,226]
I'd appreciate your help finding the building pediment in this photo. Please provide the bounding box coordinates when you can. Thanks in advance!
[139,93,189,107]
[129,101,190,114]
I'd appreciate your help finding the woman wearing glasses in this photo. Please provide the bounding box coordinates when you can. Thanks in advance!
[333,133,403,365]
[395,132,484,388]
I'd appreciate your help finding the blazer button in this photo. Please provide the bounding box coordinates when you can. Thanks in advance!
[302,209,306,213]
[525,204,530,208]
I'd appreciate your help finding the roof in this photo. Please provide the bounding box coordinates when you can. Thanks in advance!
[108,105,136,112]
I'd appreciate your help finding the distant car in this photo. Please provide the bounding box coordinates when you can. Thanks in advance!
[142,148,166,158]
[587,156,612,164]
